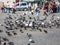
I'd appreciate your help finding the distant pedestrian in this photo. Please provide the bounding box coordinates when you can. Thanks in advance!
[36,12,39,20]
[1,2,5,13]
[12,2,16,13]
[6,1,10,13]
[35,7,39,13]
[43,3,48,16]
[58,2,60,12]
[51,1,57,13]
[31,10,34,15]
[28,3,31,11]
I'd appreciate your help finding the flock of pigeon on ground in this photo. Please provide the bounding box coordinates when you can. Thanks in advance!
[0,11,60,45]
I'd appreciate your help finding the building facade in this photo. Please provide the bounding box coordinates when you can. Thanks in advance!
[0,0,15,4]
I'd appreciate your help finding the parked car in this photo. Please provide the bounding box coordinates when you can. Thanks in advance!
[15,2,28,11]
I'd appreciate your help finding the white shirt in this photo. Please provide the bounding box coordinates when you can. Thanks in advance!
[6,3,10,8]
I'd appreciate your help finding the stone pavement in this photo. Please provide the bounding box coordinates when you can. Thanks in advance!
[0,11,60,45]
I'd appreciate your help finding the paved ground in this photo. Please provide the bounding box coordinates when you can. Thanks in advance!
[0,11,60,45]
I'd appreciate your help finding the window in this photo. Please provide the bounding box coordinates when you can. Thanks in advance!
[20,3,27,6]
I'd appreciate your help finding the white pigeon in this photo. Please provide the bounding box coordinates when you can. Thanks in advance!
[29,22,32,27]
[29,39,32,42]
[57,17,60,20]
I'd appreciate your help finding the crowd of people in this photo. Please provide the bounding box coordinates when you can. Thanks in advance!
[35,0,60,16]
[1,1,60,14]
[42,1,60,16]
[1,1,16,13]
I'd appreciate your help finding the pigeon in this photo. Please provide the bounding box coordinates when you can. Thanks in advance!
[27,43,30,45]
[3,42,6,45]
[29,22,32,27]
[36,26,39,30]
[8,42,14,45]
[24,26,27,30]
[5,26,13,30]
[12,31,17,35]
[23,12,26,15]
[39,29,42,32]
[33,17,36,21]
[29,39,35,43]
[29,17,32,19]
[44,30,48,33]
[49,26,52,28]
[20,29,24,33]
[5,26,10,30]
[20,24,24,28]
[6,31,12,36]
[9,15,13,19]
[23,17,26,21]
[0,30,3,32]
[2,37,9,41]
[0,24,3,26]
[41,22,45,28]
[43,12,48,16]
[27,33,32,39]
[31,10,34,15]
[14,27,18,29]
[31,40,35,43]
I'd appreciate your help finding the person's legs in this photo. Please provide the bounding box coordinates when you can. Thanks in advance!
[9,8,11,13]
[52,8,54,13]
[1,8,4,13]
[6,8,8,13]
[59,7,60,12]
[7,8,9,13]
[12,8,16,13]
[2,8,4,13]
[53,7,57,13]
[3,8,5,13]
[58,7,59,12]
[44,12,48,16]
[8,8,10,13]
[7,8,10,13]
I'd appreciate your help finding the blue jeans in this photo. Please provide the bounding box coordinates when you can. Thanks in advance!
[58,7,60,12]
[6,8,10,13]
[36,13,39,20]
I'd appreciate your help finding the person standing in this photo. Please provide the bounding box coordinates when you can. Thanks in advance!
[42,3,48,16]
[58,2,60,12]
[36,12,40,21]
[28,3,31,11]
[12,2,16,13]
[6,1,10,13]
[45,1,49,12]
[51,1,57,13]
[1,2,5,13]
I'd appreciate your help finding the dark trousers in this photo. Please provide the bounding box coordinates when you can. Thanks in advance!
[1,8,5,13]
[52,8,57,13]
[12,8,16,13]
